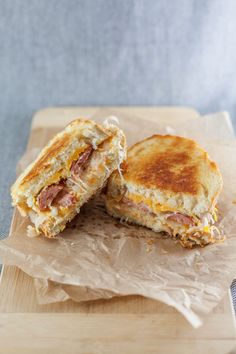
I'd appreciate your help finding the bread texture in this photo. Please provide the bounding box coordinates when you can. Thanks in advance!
[11,118,127,237]
[105,135,223,248]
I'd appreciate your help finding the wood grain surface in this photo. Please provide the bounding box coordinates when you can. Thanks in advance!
[0,107,235,354]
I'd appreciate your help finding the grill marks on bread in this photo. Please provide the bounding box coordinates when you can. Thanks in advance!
[136,151,198,194]
[122,135,209,195]
[22,134,71,184]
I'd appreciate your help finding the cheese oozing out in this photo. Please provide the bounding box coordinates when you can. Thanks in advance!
[115,192,221,245]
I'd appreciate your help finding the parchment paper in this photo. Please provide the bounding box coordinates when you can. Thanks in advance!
[1,110,236,328]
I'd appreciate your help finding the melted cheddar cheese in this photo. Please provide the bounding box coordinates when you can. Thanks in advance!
[46,169,65,186]
[41,147,88,187]
[126,193,178,213]
[203,225,210,233]
[58,206,71,216]
[65,147,87,170]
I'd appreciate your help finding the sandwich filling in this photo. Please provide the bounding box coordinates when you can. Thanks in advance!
[26,128,126,237]
[36,145,93,211]
[27,141,112,225]
[107,193,222,248]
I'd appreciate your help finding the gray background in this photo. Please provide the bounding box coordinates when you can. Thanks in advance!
[0,1,236,233]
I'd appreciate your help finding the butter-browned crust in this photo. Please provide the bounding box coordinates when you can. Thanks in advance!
[23,133,71,184]
[122,135,220,195]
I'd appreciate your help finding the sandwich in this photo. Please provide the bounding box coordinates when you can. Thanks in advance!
[105,134,223,248]
[11,118,126,237]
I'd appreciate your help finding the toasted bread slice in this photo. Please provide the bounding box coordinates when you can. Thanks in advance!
[105,135,223,248]
[11,118,127,237]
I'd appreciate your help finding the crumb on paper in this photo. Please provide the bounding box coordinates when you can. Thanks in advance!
[145,238,155,253]
[194,262,204,271]
[147,238,154,245]
[161,249,168,254]
[232,200,236,204]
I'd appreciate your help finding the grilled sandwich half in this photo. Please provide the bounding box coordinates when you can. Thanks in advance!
[11,119,126,237]
[105,135,223,248]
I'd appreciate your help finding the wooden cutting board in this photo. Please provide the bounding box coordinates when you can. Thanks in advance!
[0,107,235,354]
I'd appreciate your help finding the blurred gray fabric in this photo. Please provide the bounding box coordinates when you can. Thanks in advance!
[1,0,236,235]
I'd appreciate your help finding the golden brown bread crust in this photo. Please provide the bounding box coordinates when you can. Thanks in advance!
[121,135,220,195]
[23,133,71,184]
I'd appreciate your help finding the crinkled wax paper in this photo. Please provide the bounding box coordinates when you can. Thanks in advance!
[0,110,236,328]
